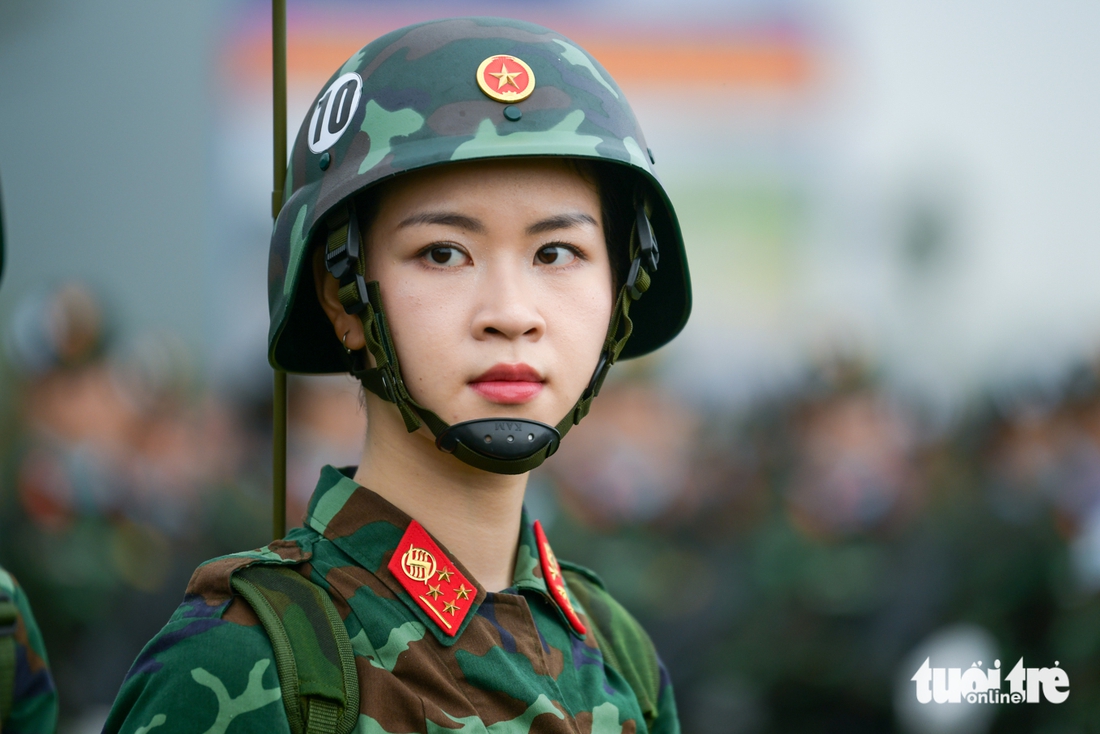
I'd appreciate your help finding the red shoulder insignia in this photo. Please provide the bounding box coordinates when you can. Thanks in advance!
[387,520,475,636]
[533,520,587,636]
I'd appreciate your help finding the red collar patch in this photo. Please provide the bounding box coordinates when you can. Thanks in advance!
[387,520,476,636]
[533,520,587,636]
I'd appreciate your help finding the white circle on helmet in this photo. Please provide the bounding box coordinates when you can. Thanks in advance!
[307,72,363,154]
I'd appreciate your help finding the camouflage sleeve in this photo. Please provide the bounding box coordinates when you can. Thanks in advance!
[562,565,681,733]
[104,595,290,734]
[1,569,59,734]
[651,657,680,734]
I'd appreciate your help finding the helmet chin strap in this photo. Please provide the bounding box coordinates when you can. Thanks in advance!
[324,199,659,475]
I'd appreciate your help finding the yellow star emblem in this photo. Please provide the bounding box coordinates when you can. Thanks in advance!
[426,584,443,599]
[443,600,459,616]
[490,61,521,91]
[476,54,536,103]
[455,584,471,600]
[437,568,453,582]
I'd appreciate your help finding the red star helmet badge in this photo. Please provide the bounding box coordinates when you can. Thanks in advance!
[388,520,476,636]
[533,520,587,635]
[476,54,536,103]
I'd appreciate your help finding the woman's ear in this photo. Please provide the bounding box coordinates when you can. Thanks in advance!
[312,247,366,351]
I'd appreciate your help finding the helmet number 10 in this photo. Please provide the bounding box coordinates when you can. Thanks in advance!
[308,72,363,154]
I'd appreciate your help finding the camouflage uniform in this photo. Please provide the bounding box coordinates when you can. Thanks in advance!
[104,466,678,732]
[0,567,59,733]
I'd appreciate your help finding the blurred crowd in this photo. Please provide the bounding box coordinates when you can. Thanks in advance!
[544,360,1100,733]
[0,283,361,728]
[3,282,1100,733]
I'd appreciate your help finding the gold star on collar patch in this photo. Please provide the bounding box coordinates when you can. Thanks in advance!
[533,520,587,636]
[476,54,536,103]
[388,520,476,636]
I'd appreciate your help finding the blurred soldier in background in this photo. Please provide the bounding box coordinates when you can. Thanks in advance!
[0,175,60,732]
[0,278,272,721]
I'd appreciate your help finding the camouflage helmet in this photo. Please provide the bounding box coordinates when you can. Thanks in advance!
[267,17,692,474]
[268,16,690,375]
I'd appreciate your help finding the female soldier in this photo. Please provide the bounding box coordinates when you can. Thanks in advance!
[106,17,690,733]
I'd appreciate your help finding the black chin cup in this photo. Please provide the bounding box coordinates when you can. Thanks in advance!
[436,418,560,461]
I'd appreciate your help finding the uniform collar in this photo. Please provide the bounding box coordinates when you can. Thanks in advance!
[303,466,586,644]
[513,510,588,636]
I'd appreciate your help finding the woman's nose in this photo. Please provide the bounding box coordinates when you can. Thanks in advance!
[470,265,545,341]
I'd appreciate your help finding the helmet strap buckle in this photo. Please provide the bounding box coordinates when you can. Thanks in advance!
[635,200,660,272]
[379,370,399,405]
[582,352,611,402]
[324,204,371,314]
[625,202,659,300]
[625,258,646,301]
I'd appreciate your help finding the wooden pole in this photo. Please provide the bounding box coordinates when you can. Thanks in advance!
[271,0,287,540]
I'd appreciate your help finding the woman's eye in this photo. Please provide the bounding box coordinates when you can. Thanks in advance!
[535,245,577,265]
[425,245,467,266]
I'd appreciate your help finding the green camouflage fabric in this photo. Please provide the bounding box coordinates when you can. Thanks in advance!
[0,567,59,734]
[268,17,691,375]
[104,465,679,733]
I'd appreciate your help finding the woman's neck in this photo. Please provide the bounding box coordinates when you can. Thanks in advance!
[352,401,528,593]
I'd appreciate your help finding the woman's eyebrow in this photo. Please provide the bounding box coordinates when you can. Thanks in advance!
[397,211,485,232]
[526,213,598,236]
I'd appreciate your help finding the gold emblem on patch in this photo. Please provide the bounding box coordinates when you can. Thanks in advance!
[401,546,437,583]
[477,55,536,103]
[542,541,561,579]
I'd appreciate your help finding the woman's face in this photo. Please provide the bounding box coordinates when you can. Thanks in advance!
[364,158,614,429]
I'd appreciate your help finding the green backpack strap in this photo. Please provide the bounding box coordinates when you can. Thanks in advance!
[562,566,661,727]
[231,565,360,734]
[0,591,17,725]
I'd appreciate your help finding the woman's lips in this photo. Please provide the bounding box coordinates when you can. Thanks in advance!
[469,363,544,405]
